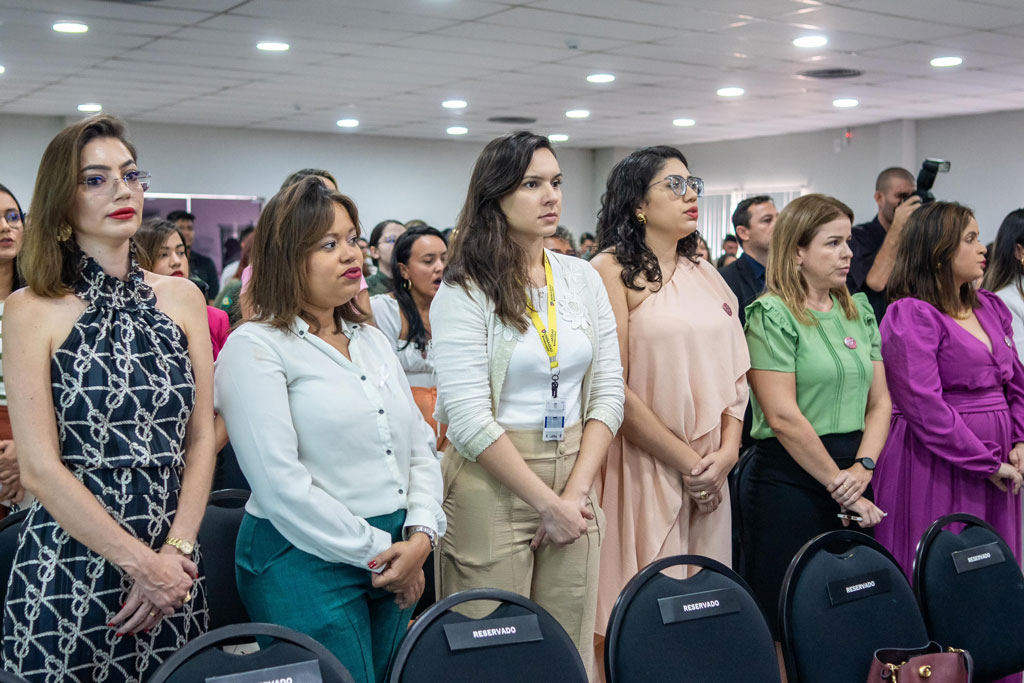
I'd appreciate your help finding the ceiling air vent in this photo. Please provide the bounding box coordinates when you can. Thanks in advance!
[487,116,538,125]
[798,68,864,80]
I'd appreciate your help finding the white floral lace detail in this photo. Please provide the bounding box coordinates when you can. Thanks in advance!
[560,266,592,331]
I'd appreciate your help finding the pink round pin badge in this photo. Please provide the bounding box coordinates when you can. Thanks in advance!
[844,336,857,349]
[723,303,733,317]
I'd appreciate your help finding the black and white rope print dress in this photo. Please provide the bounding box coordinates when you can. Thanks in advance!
[3,254,208,682]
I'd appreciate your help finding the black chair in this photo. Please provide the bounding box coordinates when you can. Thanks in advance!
[147,622,354,683]
[780,530,929,683]
[604,554,780,683]
[913,512,1024,680]
[198,489,250,630]
[388,588,587,683]
[0,509,29,611]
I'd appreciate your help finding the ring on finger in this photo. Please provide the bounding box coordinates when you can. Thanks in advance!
[149,610,157,617]
[698,490,709,500]
[183,592,192,604]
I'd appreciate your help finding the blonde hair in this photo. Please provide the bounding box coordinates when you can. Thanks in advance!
[765,193,858,325]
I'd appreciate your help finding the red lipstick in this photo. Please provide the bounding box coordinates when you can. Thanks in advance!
[686,208,699,220]
[108,208,136,220]
[343,267,362,280]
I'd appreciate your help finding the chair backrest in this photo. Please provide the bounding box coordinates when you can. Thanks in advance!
[147,622,354,683]
[780,530,929,683]
[913,512,1024,679]
[198,489,251,630]
[388,588,587,683]
[0,669,31,682]
[604,554,780,683]
[0,509,29,611]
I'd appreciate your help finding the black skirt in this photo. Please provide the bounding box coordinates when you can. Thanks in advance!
[736,431,872,638]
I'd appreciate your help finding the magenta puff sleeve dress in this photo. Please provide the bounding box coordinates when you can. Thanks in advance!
[875,290,1024,578]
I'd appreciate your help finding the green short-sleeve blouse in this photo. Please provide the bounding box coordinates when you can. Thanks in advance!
[744,292,882,440]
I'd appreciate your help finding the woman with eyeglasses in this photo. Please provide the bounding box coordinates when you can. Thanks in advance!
[370,226,448,448]
[366,220,406,295]
[2,115,212,681]
[431,132,623,677]
[0,184,26,515]
[591,146,749,667]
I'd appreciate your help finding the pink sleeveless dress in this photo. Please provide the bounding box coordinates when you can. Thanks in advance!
[595,257,750,637]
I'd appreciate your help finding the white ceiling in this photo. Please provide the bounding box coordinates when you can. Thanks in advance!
[2,0,1024,147]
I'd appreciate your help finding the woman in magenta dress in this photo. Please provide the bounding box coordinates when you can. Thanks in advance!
[876,201,1024,581]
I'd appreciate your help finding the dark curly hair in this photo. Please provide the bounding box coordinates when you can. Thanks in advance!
[596,145,699,291]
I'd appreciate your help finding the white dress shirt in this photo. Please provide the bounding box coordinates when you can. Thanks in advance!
[215,316,445,568]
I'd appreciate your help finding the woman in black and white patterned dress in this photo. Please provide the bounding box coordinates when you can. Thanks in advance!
[2,116,213,681]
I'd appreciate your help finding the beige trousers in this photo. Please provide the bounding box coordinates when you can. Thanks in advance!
[437,422,604,679]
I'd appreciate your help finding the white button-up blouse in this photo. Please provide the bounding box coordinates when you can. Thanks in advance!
[214,316,446,568]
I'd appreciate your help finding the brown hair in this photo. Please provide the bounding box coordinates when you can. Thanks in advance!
[133,217,184,271]
[765,193,858,325]
[20,115,138,297]
[244,176,366,333]
[445,131,555,332]
[888,201,979,316]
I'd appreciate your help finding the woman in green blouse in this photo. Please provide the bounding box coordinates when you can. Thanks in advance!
[738,194,890,643]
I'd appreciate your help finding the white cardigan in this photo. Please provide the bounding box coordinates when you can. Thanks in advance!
[430,250,624,461]
[994,286,1024,361]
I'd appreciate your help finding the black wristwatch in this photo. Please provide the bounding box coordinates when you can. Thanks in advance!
[856,457,876,471]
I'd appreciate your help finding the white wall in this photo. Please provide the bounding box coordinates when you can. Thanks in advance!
[0,114,597,237]
[6,108,1024,243]
[591,111,1024,243]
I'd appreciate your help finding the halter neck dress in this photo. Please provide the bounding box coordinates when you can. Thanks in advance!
[3,253,208,682]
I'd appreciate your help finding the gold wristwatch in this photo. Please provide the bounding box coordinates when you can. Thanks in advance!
[164,537,195,555]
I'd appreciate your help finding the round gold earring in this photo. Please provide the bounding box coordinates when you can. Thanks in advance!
[57,223,73,242]
[636,213,647,225]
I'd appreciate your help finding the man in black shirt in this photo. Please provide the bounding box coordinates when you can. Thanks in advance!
[168,210,219,302]
[720,195,777,327]
[848,168,921,322]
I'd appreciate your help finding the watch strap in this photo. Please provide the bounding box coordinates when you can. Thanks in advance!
[404,525,437,550]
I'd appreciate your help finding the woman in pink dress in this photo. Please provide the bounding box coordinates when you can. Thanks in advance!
[591,146,749,668]
[877,201,1024,579]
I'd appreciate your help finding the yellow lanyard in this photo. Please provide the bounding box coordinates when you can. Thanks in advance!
[526,253,560,397]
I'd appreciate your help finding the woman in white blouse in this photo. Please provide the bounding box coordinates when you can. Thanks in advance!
[983,208,1024,356]
[431,131,624,677]
[215,178,445,683]
[370,225,448,448]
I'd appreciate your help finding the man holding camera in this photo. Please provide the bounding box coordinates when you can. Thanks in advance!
[849,167,922,322]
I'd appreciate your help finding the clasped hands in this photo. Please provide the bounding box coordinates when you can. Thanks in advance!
[0,441,25,506]
[110,545,197,636]
[683,448,738,515]
[370,533,432,610]
[992,443,1024,494]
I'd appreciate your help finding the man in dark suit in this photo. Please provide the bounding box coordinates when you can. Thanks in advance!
[719,195,777,327]
[168,209,219,302]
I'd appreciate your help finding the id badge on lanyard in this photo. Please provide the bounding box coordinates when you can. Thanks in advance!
[527,253,565,442]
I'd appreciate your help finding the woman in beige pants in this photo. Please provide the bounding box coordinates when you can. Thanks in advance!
[431,131,624,679]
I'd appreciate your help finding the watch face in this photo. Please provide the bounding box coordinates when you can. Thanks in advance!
[859,457,876,470]
[180,540,194,553]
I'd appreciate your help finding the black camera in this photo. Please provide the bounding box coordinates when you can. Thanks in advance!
[912,158,951,204]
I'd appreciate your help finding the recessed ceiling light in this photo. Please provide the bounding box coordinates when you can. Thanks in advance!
[717,86,745,97]
[53,21,88,33]
[78,103,102,113]
[256,41,290,52]
[442,99,467,109]
[336,118,359,128]
[586,73,615,83]
[548,134,569,142]
[793,35,828,48]
[447,126,468,135]
[0,66,5,75]
[930,56,963,68]
[565,109,590,118]
[832,98,859,108]
[673,118,696,127]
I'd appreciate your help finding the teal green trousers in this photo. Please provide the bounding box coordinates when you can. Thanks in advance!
[235,510,414,683]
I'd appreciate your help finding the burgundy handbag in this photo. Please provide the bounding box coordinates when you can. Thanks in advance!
[866,641,973,682]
